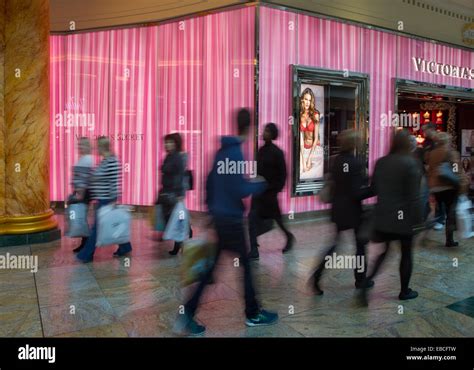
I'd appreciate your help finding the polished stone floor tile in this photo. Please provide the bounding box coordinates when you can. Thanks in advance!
[118,302,179,337]
[196,300,304,337]
[369,308,474,337]
[40,297,118,337]
[54,322,129,338]
[0,306,43,337]
[0,270,36,292]
[446,296,474,318]
[0,213,472,337]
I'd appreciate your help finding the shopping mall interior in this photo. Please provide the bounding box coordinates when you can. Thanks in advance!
[0,0,473,341]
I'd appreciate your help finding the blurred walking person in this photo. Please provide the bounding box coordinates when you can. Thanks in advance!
[173,108,278,336]
[359,130,422,304]
[248,123,295,259]
[422,123,446,230]
[77,137,132,263]
[173,132,194,239]
[309,130,373,295]
[426,132,464,247]
[70,137,93,253]
[157,133,186,255]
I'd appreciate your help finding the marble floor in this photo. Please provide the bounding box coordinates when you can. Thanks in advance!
[0,212,473,338]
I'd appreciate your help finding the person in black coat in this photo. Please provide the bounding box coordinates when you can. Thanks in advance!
[248,123,295,259]
[310,129,374,295]
[158,133,185,255]
[358,129,423,305]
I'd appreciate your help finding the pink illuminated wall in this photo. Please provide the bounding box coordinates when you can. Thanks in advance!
[258,6,474,214]
[49,7,256,209]
[50,5,474,213]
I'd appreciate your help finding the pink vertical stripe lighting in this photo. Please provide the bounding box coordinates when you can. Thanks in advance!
[49,5,473,214]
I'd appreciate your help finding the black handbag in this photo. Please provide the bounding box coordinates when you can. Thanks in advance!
[157,191,177,207]
[438,162,460,187]
[184,169,194,191]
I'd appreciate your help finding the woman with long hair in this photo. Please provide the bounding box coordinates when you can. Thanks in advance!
[158,133,186,255]
[427,132,466,247]
[299,88,323,179]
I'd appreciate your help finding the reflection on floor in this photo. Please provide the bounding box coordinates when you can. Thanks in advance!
[0,212,473,337]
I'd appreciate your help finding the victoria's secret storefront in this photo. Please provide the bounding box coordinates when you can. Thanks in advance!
[50,3,474,214]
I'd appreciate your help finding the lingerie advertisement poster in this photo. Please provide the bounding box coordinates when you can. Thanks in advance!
[299,84,325,181]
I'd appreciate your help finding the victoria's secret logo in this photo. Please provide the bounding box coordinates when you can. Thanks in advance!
[412,57,474,80]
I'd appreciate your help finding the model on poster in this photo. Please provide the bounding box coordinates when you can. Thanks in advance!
[299,86,324,180]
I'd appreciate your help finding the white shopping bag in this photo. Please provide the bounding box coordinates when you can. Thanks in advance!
[163,201,190,243]
[96,204,131,246]
[456,195,473,239]
[66,203,90,238]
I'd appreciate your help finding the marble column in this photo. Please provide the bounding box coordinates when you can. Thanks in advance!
[0,0,5,225]
[0,0,58,239]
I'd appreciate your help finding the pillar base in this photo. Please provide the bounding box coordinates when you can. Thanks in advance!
[0,228,61,247]
[0,209,61,247]
[0,209,58,234]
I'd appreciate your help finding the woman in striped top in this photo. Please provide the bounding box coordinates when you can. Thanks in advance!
[77,137,132,263]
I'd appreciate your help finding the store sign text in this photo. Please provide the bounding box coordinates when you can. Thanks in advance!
[412,57,474,80]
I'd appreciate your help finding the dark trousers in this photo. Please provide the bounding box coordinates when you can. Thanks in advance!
[248,199,292,252]
[311,224,367,284]
[77,199,132,261]
[434,200,447,225]
[366,231,413,293]
[433,189,458,243]
[184,216,260,319]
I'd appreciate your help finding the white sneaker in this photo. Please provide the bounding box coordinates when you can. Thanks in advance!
[433,223,444,230]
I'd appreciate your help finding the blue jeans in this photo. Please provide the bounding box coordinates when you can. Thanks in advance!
[77,199,132,261]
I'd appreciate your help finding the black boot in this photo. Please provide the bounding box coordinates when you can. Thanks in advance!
[282,234,295,254]
[248,248,259,260]
[445,229,459,247]
[73,237,87,253]
[169,242,182,255]
[309,272,324,295]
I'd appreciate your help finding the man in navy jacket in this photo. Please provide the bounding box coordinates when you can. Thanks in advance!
[175,109,279,336]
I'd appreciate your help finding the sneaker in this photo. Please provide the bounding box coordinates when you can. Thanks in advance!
[433,223,444,231]
[399,288,418,300]
[185,319,206,336]
[173,315,206,337]
[245,309,278,327]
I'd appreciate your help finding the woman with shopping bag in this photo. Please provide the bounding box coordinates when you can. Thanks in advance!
[156,133,189,255]
[77,137,132,263]
[67,137,93,253]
